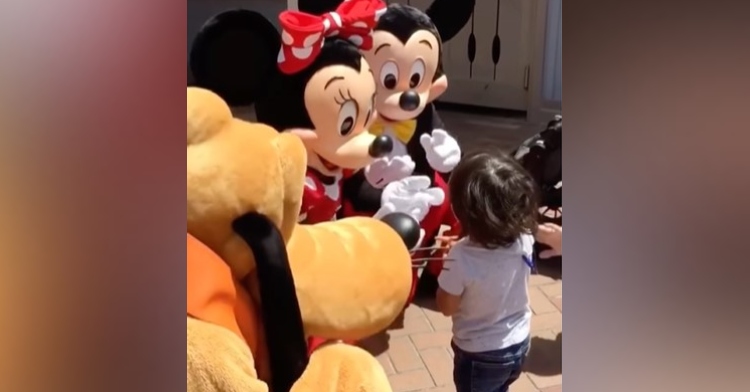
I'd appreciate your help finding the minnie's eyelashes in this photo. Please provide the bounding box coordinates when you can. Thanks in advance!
[334,88,356,106]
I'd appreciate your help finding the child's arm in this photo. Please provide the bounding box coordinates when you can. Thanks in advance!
[436,287,461,317]
[435,247,465,316]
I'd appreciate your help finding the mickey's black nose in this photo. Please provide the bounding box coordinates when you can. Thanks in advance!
[368,135,393,158]
[380,212,421,250]
[398,90,421,111]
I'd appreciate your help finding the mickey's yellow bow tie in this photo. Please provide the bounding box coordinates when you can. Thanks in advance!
[368,119,417,144]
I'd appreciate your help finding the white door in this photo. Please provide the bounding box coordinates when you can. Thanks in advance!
[391,0,531,111]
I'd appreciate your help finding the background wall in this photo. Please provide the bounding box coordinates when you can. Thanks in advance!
[542,0,562,104]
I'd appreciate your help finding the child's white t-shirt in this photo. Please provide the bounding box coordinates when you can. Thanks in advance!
[438,234,534,353]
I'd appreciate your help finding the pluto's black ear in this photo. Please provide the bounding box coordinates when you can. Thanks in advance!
[190,10,280,106]
[425,0,476,42]
[297,0,343,15]
[232,212,308,392]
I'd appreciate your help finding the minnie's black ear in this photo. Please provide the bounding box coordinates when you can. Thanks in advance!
[297,0,343,15]
[425,0,476,42]
[190,10,280,106]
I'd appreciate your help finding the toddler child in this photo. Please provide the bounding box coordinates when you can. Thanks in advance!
[436,151,539,392]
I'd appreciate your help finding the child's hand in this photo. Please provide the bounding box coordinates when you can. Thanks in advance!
[535,223,562,258]
[435,235,459,250]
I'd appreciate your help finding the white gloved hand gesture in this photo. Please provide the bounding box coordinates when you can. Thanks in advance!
[373,175,445,223]
[420,129,461,173]
[364,155,416,189]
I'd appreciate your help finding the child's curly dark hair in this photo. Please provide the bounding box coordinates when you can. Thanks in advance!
[449,151,539,249]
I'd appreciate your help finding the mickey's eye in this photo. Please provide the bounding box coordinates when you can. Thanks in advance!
[380,61,399,90]
[338,100,359,136]
[409,59,425,88]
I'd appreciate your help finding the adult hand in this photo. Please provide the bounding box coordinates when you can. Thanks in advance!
[536,223,562,258]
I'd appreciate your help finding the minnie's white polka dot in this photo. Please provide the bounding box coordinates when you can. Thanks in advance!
[347,35,364,46]
[322,19,331,32]
[303,32,322,48]
[281,29,294,45]
[277,49,285,63]
[329,12,342,28]
[292,46,313,60]
[352,21,368,28]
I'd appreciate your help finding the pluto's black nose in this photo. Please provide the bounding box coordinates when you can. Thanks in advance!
[398,90,421,111]
[368,135,393,158]
[380,212,421,250]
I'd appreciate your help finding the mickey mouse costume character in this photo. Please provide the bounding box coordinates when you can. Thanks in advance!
[338,1,476,300]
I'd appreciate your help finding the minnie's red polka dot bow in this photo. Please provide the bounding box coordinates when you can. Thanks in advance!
[277,0,387,74]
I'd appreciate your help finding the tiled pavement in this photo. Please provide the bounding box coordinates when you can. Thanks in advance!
[357,261,562,392]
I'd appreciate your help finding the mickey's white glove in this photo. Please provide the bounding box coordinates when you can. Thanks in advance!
[373,176,445,223]
[364,155,415,189]
[420,129,461,173]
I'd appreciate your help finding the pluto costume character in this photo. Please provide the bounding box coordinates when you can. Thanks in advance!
[186,87,419,392]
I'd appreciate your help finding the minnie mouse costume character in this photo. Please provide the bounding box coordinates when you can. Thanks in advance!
[257,0,396,352]
[254,0,395,225]
[337,1,475,300]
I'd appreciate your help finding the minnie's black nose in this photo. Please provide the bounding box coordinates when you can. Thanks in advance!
[380,212,421,250]
[398,90,421,111]
[368,135,393,158]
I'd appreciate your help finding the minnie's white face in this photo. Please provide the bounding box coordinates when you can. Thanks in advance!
[302,59,380,176]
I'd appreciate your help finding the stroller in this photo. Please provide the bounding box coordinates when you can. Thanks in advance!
[512,115,562,263]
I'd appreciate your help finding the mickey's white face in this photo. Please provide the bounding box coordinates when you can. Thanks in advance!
[362,29,447,122]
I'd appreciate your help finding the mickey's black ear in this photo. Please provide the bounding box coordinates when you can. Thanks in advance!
[190,10,280,106]
[297,0,343,15]
[425,0,476,43]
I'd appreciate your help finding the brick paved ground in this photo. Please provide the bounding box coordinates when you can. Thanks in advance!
[357,260,562,392]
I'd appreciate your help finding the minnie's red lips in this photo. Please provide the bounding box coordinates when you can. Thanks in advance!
[318,155,339,171]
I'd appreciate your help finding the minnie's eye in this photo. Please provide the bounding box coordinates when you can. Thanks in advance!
[380,61,399,90]
[409,59,425,88]
[364,96,375,126]
[338,100,358,136]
